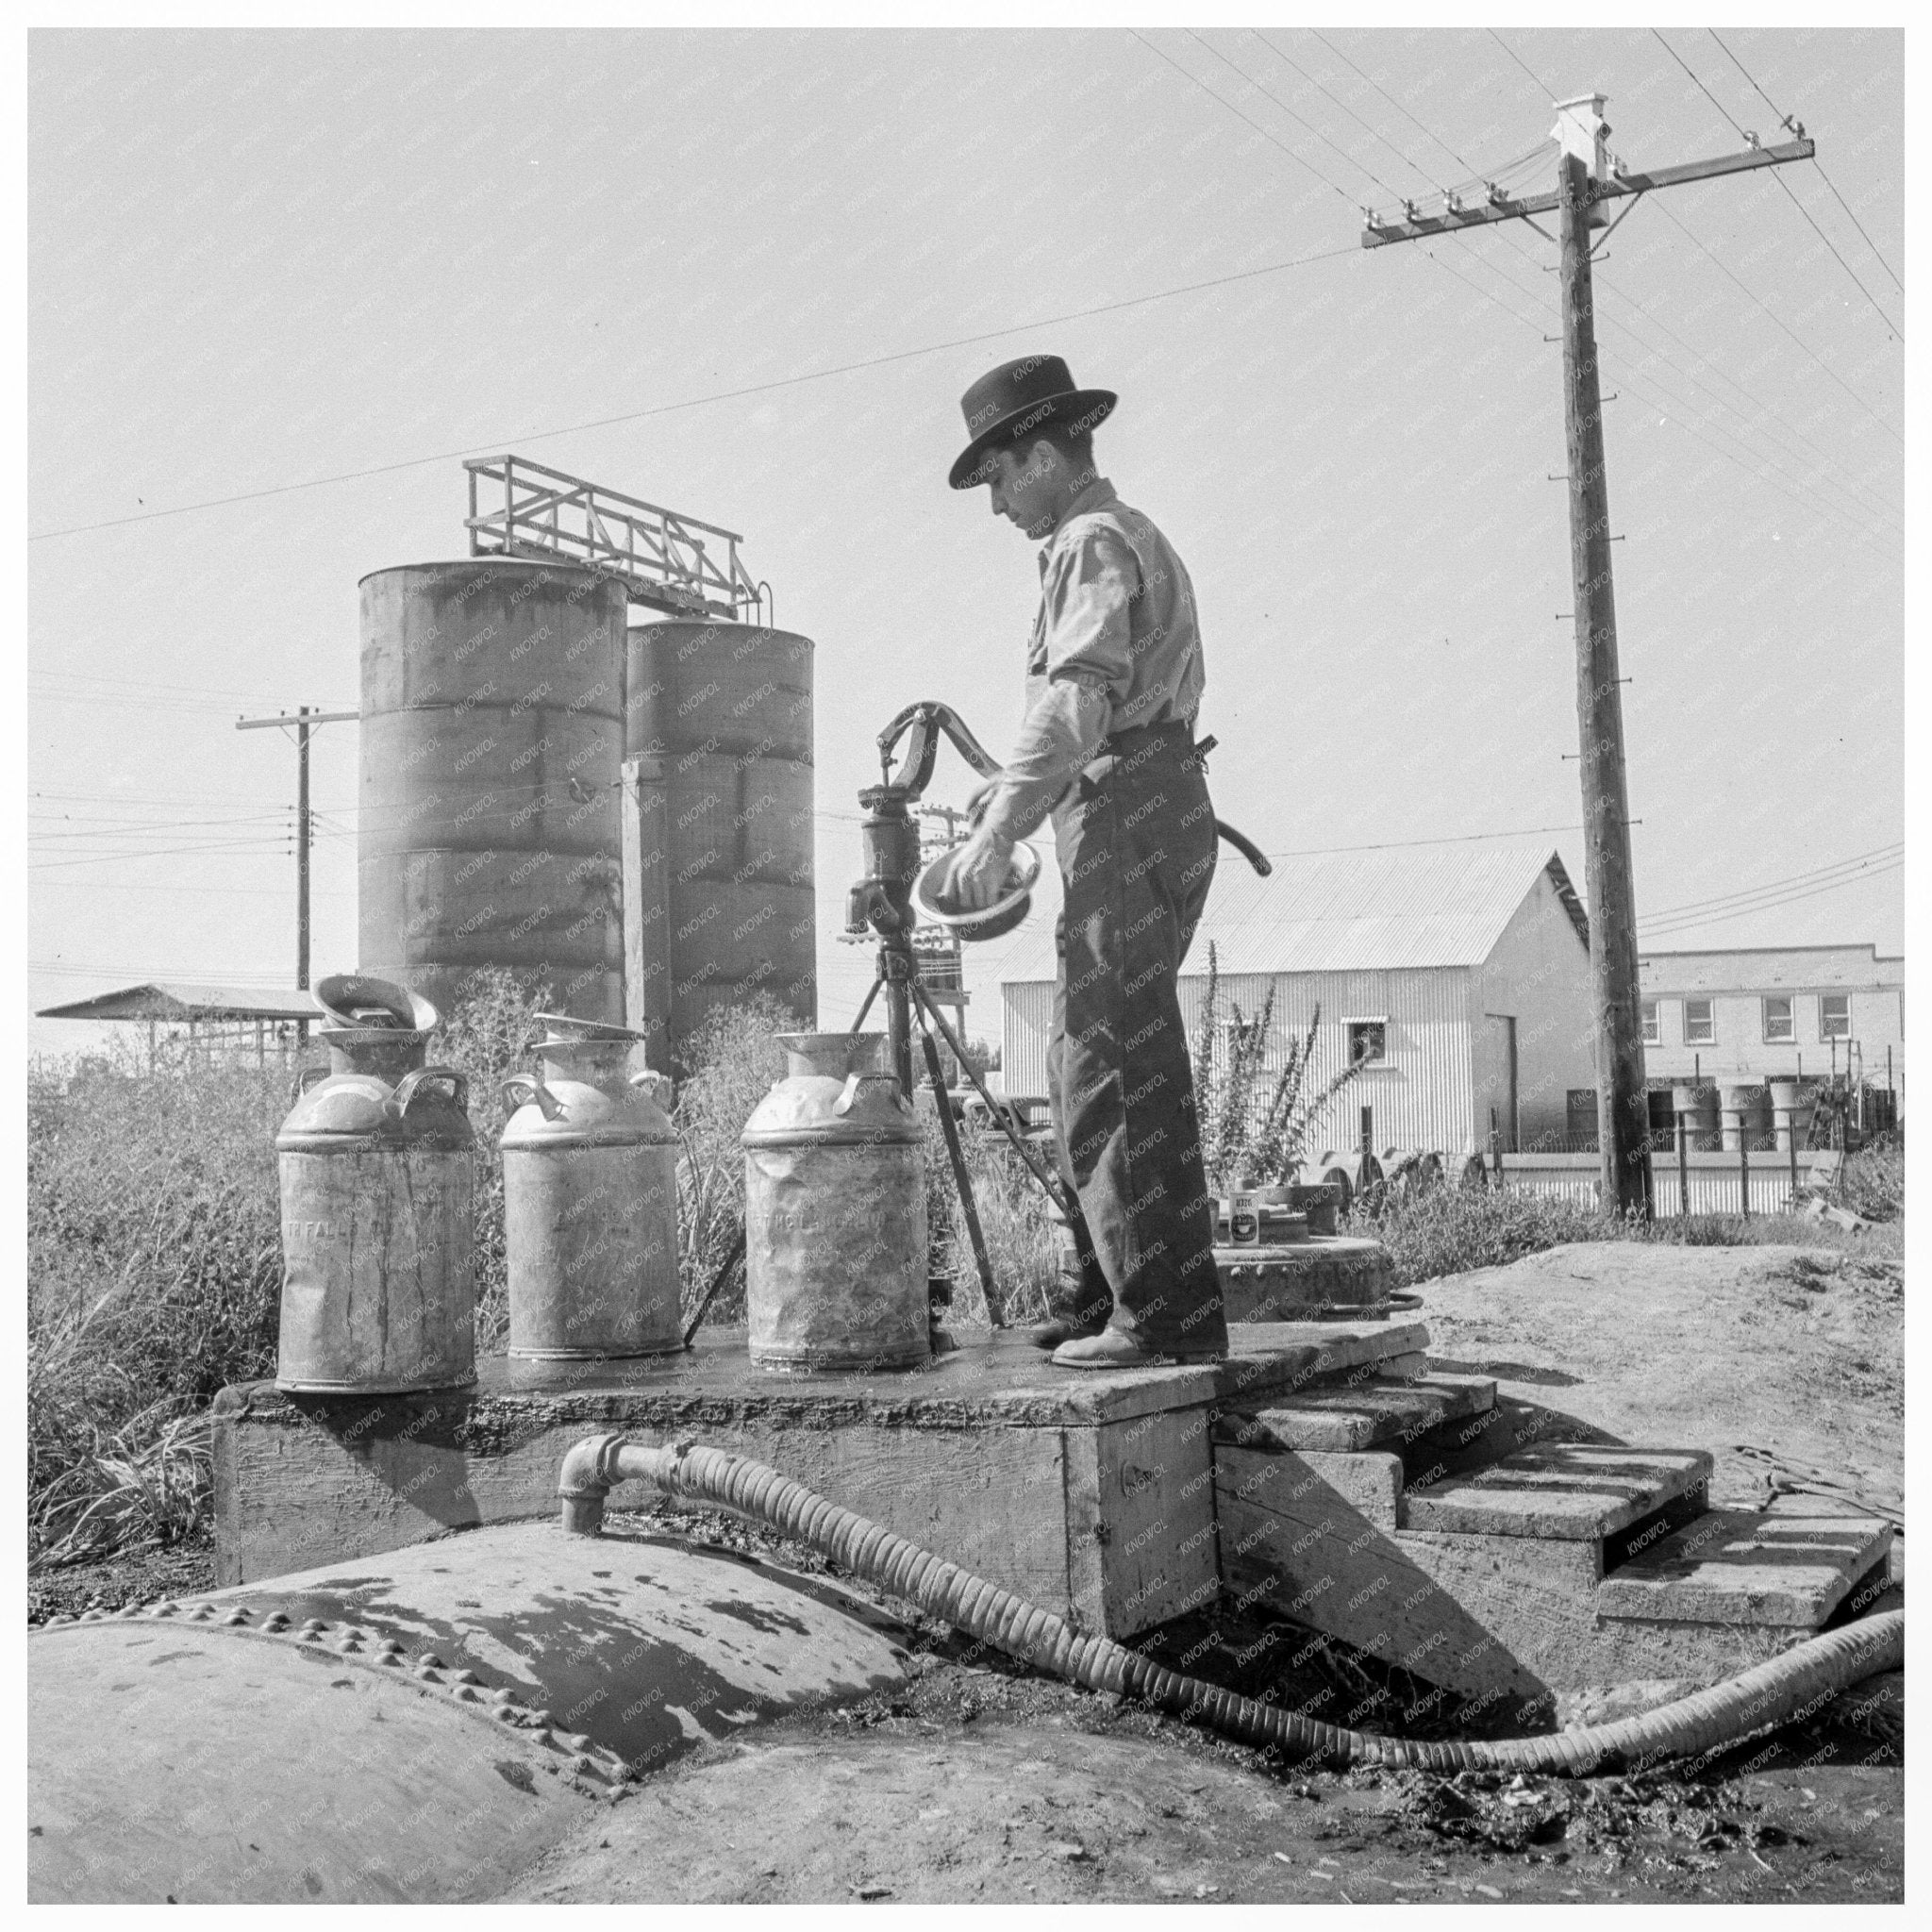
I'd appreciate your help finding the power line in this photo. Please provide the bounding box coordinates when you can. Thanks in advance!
[1261,823,1582,859]
[1649,29,1902,341]
[1487,30,1903,445]
[1706,26,1904,298]
[30,240,1357,544]
[1172,29,1901,557]
[1254,29,1449,200]
[1641,857,1902,939]
[28,837,298,872]
[1650,199,1903,445]
[1487,28,1553,97]
[1183,29,1407,203]
[1222,30,1901,546]
[1128,30,1358,205]
[1638,842,1903,924]
[1407,235,1902,562]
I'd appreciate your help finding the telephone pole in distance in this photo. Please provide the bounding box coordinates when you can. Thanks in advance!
[1361,97,1815,1217]
[236,705,359,1028]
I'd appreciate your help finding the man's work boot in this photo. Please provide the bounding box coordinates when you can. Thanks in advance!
[1025,1219,1112,1349]
[1051,1321,1227,1371]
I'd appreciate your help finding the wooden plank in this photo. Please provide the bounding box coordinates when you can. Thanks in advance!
[1598,1507,1893,1626]
[1217,1445,1402,1533]
[1094,1409,1222,1633]
[1403,1443,1712,1540]
[1216,1374,1495,1455]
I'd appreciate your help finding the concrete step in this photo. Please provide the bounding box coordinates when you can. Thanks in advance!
[1402,1441,1712,1541]
[1597,1496,1893,1627]
[1215,1372,1496,1455]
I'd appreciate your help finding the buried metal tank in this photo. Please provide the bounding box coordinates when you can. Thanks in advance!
[27,1521,908,1904]
[359,559,628,1026]
[500,1014,682,1359]
[741,1031,928,1372]
[275,974,475,1394]
[625,618,816,1048]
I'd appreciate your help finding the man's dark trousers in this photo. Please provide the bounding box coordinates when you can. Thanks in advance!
[1046,726,1225,1354]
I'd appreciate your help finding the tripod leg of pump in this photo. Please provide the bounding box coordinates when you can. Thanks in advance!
[917,1016,998,1318]
[849,971,883,1035]
[911,977,1076,1222]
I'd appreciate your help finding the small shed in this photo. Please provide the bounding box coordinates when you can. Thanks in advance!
[997,841,1596,1156]
[36,982,324,1065]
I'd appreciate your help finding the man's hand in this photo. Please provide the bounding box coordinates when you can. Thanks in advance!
[944,822,1017,912]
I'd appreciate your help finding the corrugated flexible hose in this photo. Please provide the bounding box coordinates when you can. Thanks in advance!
[558,1433,1902,1776]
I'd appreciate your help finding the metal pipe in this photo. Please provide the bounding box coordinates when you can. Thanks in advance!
[557,1435,1902,1776]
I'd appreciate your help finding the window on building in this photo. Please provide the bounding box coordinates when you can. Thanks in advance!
[1641,1000,1660,1044]
[1346,1019,1388,1065]
[1684,998,1714,1044]
[1821,993,1850,1041]
[1763,996,1794,1043]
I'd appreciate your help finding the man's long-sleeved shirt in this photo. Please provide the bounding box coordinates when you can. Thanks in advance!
[982,476,1205,842]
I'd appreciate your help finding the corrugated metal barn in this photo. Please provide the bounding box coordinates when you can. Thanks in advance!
[997,841,1596,1156]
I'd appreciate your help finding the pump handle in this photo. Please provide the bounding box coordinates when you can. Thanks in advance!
[390,1065,471,1118]
[501,1073,564,1121]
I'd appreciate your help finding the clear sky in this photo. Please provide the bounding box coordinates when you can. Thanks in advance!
[27,25,1905,1060]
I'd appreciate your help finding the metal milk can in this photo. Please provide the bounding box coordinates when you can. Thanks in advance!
[500,1014,682,1359]
[275,974,475,1393]
[741,1031,929,1373]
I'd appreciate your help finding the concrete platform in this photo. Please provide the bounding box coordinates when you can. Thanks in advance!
[213,1321,1424,1641]
[1216,1237,1392,1319]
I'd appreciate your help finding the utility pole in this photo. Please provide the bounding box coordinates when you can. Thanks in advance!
[1362,97,1815,1218]
[236,706,358,1034]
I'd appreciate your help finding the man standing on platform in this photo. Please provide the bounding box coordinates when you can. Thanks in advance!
[940,355,1227,1370]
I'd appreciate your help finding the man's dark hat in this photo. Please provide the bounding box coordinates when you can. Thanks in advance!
[947,355,1117,490]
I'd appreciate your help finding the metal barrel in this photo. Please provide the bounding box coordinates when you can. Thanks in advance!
[1672,1084,1720,1151]
[358,560,628,1024]
[275,990,476,1393]
[741,1031,928,1372]
[625,620,816,1049]
[500,1016,682,1358]
[1716,1079,1772,1152]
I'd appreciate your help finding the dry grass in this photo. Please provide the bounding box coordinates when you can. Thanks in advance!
[1350,1171,1905,1289]
[27,1042,286,1569]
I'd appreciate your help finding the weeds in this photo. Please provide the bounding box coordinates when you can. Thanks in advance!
[27,1043,287,1569]
[1191,942,1364,1191]
[1352,1174,1906,1288]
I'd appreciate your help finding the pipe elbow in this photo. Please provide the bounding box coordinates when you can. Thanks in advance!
[558,1432,627,1535]
[558,1436,687,1535]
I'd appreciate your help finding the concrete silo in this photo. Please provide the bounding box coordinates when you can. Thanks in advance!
[358,560,628,1024]
[625,619,816,1052]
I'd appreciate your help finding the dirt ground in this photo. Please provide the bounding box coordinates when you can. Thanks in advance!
[505,1629,1903,1905]
[31,1240,1906,1903]
[1413,1241,1903,1522]
[506,1239,1903,1906]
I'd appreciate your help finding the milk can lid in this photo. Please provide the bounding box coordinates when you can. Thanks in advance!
[317,974,438,1034]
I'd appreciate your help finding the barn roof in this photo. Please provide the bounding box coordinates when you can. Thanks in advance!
[35,981,324,1023]
[995,840,1587,983]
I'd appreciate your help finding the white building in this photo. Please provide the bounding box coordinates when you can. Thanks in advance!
[1638,943,1905,1102]
[998,841,1597,1157]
